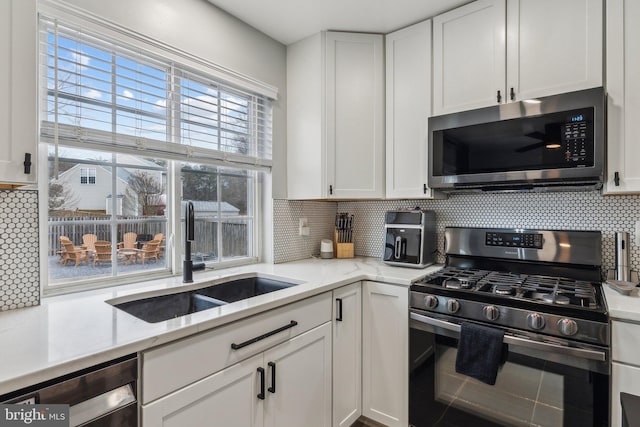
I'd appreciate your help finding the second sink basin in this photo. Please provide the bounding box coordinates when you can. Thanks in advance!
[111,275,300,323]
[195,276,295,303]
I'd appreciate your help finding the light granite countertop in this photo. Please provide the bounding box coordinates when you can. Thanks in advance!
[0,257,440,395]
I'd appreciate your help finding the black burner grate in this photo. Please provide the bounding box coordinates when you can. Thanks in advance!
[417,267,600,309]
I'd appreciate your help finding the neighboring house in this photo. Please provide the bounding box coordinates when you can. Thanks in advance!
[180,201,240,218]
[51,155,164,216]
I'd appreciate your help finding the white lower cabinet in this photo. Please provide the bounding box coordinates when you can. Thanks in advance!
[611,320,640,427]
[142,353,264,427]
[263,322,332,427]
[142,323,332,427]
[611,362,640,427]
[362,281,409,427]
[332,282,362,427]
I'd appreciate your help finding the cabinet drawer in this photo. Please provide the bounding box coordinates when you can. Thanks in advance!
[142,292,331,403]
[612,320,640,364]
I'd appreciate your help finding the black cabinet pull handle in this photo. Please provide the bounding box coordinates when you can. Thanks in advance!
[257,367,265,400]
[423,183,427,194]
[510,87,515,101]
[336,298,343,321]
[23,153,32,174]
[231,321,298,350]
[497,90,502,103]
[268,362,276,394]
[614,171,620,186]
[329,185,333,195]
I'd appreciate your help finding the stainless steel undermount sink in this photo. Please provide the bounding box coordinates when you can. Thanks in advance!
[111,276,301,323]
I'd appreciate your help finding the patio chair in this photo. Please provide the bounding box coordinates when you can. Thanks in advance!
[61,241,89,267]
[137,239,160,265]
[93,241,112,266]
[82,234,98,253]
[118,232,138,250]
[57,236,72,263]
[153,233,165,257]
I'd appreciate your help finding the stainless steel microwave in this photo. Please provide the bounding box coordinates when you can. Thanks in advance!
[428,87,605,192]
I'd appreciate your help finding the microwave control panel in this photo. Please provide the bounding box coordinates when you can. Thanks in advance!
[485,232,542,249]
[562,116,588,163]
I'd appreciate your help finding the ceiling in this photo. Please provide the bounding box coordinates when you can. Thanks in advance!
[207,0,471,45]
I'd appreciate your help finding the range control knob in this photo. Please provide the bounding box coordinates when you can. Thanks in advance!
[483,305,500,321]
[527,313,546,330]
[558,318,578,336]
[424,295,439,310]
[446,299,460,314]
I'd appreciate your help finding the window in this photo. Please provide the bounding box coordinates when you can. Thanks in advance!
[79,168,96,185]
[40,15,273,293]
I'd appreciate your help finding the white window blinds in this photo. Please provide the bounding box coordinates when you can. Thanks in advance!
[39,16,273,171]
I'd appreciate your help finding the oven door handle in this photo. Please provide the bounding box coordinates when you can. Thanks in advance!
[410,311,607,362]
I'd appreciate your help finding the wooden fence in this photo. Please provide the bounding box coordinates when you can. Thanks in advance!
[47,216,248,258]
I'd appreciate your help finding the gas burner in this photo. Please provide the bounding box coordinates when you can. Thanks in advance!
[494,284,515,296]
[444,277,473,289]
[542,294,571,305]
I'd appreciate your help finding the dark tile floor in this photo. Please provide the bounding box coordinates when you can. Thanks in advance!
[350,417,387,427]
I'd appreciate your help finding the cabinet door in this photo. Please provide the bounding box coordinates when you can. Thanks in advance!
[612,362,640,427]
[264,322,332,427]
[325,32,384,199]
[332,282,362,427]
[506,0,602,102]
[605,0,640,194]
[386,20,439,199]
[433,0,506,115]
[0,0,37,185]
[362,282,408,427]
[142,353,263,427]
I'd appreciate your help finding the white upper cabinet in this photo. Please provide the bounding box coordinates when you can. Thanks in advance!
[433,0,603,115]
[605,0,640,194]
[287,32,384,199]
[0,0,37,186]
[506,0,602,102]
[433,0,506,115]
[385,20,441,199]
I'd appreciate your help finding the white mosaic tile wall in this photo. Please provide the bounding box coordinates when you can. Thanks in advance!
[273,192,640,279]
[0,190,40,311]
[337,192,640,278]
[273,200,337,263]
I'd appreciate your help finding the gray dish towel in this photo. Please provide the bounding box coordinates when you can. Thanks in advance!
[455,322,505,385]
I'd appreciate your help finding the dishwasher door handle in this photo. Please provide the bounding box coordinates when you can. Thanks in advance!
[69,384,136,426]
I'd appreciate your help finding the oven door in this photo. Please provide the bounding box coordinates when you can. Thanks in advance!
[409,310,609,427]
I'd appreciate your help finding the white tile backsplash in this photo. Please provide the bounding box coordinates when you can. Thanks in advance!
[274,191,640,279]
[0,190,40,311]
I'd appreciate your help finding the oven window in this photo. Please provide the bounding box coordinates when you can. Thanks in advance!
[410,331,608,427]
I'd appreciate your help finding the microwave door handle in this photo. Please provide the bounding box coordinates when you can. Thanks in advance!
[409,311,606,362]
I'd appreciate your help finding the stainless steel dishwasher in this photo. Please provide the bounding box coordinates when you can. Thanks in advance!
[1,354,137,426]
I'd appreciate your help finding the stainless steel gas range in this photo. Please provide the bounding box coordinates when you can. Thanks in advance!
[409,227,609,427]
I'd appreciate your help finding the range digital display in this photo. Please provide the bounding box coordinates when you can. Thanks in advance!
[485,232,542,249]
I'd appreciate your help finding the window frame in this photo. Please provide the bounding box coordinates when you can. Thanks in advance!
[38,10,270,296]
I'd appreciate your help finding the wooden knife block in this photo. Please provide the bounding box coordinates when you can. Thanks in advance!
[334,229,354,259]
